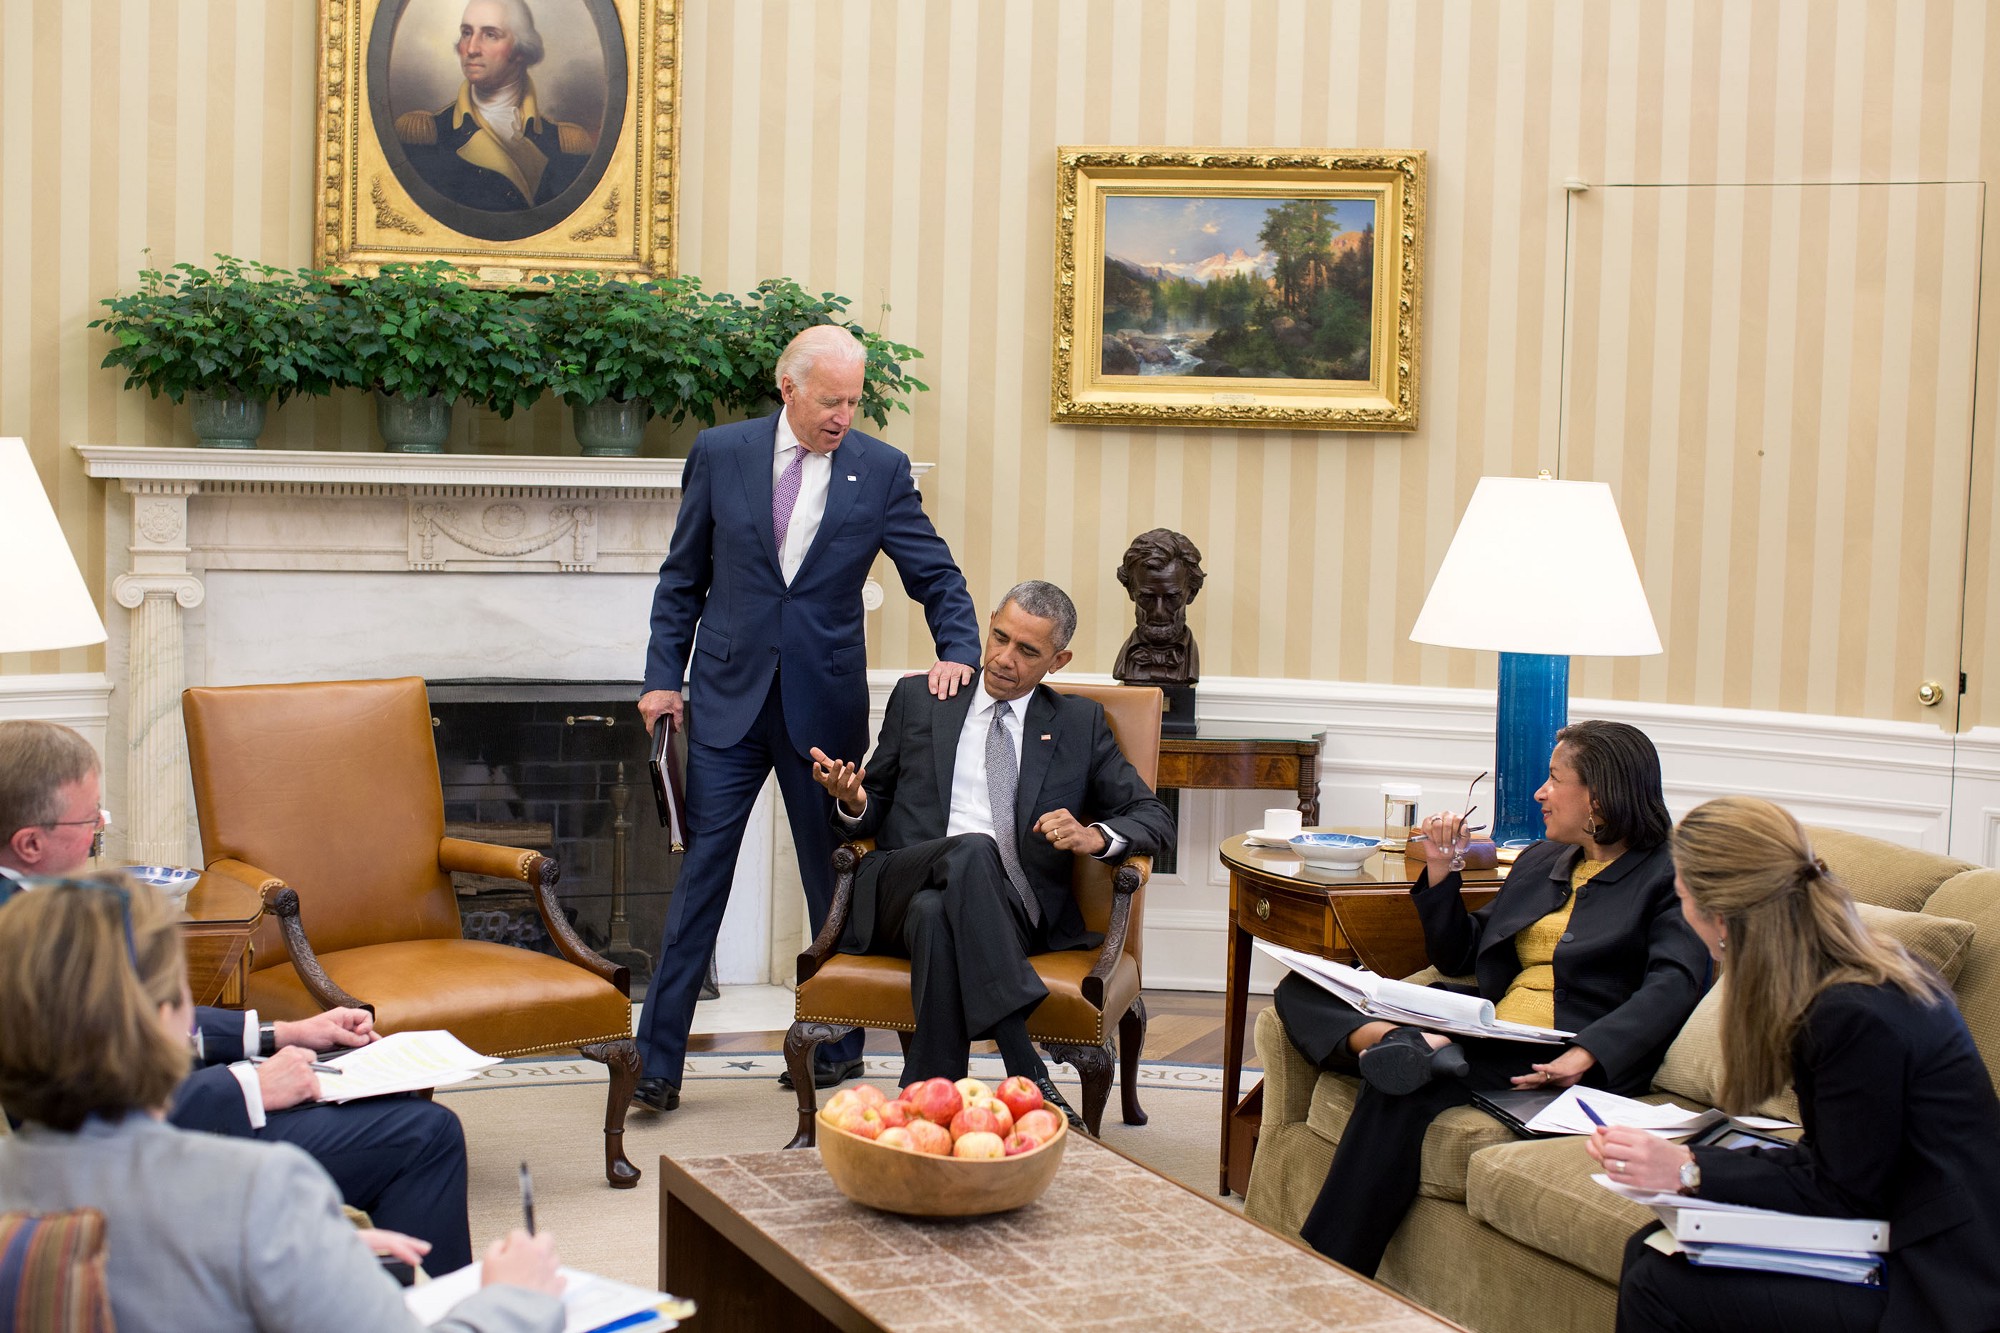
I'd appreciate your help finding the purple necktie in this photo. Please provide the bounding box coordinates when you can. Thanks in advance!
[772,444,806,558]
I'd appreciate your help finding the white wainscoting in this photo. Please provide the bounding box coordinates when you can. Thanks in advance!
[855,670,1979,995]
[0,674,113,761]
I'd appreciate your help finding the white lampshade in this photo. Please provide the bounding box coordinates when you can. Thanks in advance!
[0,438,107,654]
[1409,475,1661,657]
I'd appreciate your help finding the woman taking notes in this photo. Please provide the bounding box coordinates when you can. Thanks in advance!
[1273,720,1708,1275]
[1594,797,2000,1332]
[0,877,565,1333]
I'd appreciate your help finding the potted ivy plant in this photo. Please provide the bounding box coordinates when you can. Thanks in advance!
[529,272,718,456]
[91,256,330,448]
[318,261,539,452]
[704,279,930,429]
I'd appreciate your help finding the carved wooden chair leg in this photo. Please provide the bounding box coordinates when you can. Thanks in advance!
[1043,1040,1113,1136]
[1118,995,1149,1126]
[581,1037,642,1188]
[783,1020,841,1148]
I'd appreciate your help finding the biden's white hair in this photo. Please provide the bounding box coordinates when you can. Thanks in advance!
[774,324,866,391]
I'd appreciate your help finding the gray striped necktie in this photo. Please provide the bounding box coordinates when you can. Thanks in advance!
[985,701,1039,924]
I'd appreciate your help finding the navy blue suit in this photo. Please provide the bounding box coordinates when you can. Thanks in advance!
[636,412,979,1086]
[170,1008,471,1276]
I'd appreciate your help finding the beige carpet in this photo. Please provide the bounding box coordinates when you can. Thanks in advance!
[436,1053,1234,1292]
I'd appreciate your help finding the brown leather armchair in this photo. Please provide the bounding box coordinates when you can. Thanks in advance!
[181,677,642,1188]
[783,682,1163,1147]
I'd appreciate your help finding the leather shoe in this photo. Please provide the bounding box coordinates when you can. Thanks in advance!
[777,1055,866,1091]
[1034,1075,1088,1134]
[631,1077,679,1112]
[1358,1027,1467,1096]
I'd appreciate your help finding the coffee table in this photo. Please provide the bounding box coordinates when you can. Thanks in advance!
[658,1134,1467,1331]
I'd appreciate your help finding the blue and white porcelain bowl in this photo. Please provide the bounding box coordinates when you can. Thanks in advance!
[1288,832,1382,869]
[124,865,200,914]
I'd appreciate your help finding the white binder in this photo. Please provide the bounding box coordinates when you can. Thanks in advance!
[1666,1205,1890,1254]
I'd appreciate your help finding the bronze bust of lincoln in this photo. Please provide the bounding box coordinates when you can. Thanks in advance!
[1113,529,1205,686]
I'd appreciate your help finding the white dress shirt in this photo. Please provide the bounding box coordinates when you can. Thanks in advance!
[773,411,833,585]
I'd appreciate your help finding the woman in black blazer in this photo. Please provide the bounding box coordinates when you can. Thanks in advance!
[1274,720,1708,1276]
[1595,797,2000,1333]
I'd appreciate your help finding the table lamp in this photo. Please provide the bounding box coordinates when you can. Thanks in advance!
[0,437,108,654]
[1409,474,1659,844]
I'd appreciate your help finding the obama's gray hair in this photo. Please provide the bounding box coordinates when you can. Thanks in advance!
[997,581,1077,651]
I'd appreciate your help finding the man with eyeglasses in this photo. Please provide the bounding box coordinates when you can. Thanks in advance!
[0,720,474,1277]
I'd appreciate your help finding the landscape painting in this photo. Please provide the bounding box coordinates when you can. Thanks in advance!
[1050,148,1425,431]
[1100,195,1376,381]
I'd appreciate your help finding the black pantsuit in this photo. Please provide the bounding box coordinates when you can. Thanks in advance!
[1616,1227,1887,1333]
[841,835,1047,1082]
[1277,839,1706,1276]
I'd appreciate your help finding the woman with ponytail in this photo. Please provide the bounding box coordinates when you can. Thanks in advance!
[1595,796,2000,1332]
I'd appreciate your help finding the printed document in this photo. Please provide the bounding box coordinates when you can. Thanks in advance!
[407,1264,691,1332]
[316,1030,501,1102]
[1255,942,1572,1043]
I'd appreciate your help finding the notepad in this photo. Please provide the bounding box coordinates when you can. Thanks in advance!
[406,1264,691,1331]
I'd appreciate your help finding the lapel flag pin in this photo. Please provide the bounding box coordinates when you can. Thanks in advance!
[846,474,858,481]
[1041,734,1052,741]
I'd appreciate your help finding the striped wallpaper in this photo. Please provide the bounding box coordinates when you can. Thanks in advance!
[4,0,1998,732]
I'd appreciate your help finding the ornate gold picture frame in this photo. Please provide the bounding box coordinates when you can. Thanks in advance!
[1051,147,1425,431]
[315,0,680,281]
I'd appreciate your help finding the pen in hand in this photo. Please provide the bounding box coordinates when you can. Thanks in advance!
[519,1161,536,1236]
[246,1054,344,1075]
[1577,1098,1607,1127]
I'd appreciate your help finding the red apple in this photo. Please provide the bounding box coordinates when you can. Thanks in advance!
[909,1077,963,1124]
[995,1075,1044,1123]
[968,1095,1015,1138]
[851,1083,887,1108]
[904,1120,953,1155]
[824,1088,864,1118]
[876,1126,914,1151]
[876,1099,914,1129]
[833,1105,882,1140]
[1003,1131,1043,1156]
[954,1076,991,1105]
[1015,1109,1062,1142]
[949,1105,1006,1141]
[952,1130,1006,1159]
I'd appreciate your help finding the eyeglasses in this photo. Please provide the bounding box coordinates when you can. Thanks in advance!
[42,807,111,859]
[0,875,138,969]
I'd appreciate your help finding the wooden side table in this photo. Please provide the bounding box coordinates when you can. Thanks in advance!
[181,868,266,1008]
[1216,834,1505,1196]
[1156,727,1325,824]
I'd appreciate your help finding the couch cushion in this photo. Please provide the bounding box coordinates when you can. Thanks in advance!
[1307,1071,1521,1203]
[1653,902,1976,1116]
[1808,826,1974,913]
[1464,1135,1658,1284]
[1922,868,2000,1098]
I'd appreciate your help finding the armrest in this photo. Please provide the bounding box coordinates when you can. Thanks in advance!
[797,841,874,984]
[256,878,371,1015]
[1080,855,1150,1009]
[443,840,630,993]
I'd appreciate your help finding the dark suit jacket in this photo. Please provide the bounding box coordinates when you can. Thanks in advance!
[1414,840,1707,1092]
[643,413,980,761]
[839,673,1176,951]
[167,1006,260,1135]
[1694,982,2000,1333]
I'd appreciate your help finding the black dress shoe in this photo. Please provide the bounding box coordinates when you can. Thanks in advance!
[631,1077,680,1112]
[776,1055,867,1091]
[1357,1027,1467,1096]
[1034,1075,1088,1134]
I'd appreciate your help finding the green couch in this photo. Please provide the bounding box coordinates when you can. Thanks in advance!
[1243,828,2000,1333]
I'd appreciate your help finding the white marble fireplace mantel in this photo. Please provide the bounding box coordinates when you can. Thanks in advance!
[77,445,915,985]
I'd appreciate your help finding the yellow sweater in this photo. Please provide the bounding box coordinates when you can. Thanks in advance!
[1492,859,1609,1028]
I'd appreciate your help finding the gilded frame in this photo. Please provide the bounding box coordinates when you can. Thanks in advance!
[315,0,680,281]
[1051,147,1425,431]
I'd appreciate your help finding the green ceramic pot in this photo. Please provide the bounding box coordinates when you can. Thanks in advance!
[377,392,452,453]
[572,398,650,457]
[188,393,268,449]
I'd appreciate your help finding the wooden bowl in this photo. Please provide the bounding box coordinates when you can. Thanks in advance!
[816,1111,1069,1217]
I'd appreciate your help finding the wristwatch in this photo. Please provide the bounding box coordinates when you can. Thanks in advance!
[1678,1156,1702,1196]
[258,1022,278,1058]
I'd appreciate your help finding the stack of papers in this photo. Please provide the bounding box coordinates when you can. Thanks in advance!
[1255,942,1572,1044]
[1525,1087,1797,1138]
[315,1030,501,1103]
[406,1264,692,1331]
[1607,1177,1887,1287]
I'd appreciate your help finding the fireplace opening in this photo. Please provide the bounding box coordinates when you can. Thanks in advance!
[429,680,683,997]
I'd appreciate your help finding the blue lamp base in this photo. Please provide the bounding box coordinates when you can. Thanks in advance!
[1494,652,1570,845]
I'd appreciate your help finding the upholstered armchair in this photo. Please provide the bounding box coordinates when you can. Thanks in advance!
[180,677,642,1188]
[783,682,1164,1147]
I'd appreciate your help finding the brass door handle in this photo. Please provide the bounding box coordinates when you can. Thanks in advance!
[1917,681,1946,707]
[566,715,617,726]
[1254,897,1271,922]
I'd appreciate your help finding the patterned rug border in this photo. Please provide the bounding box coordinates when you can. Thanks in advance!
[441,1052,1231,1094]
